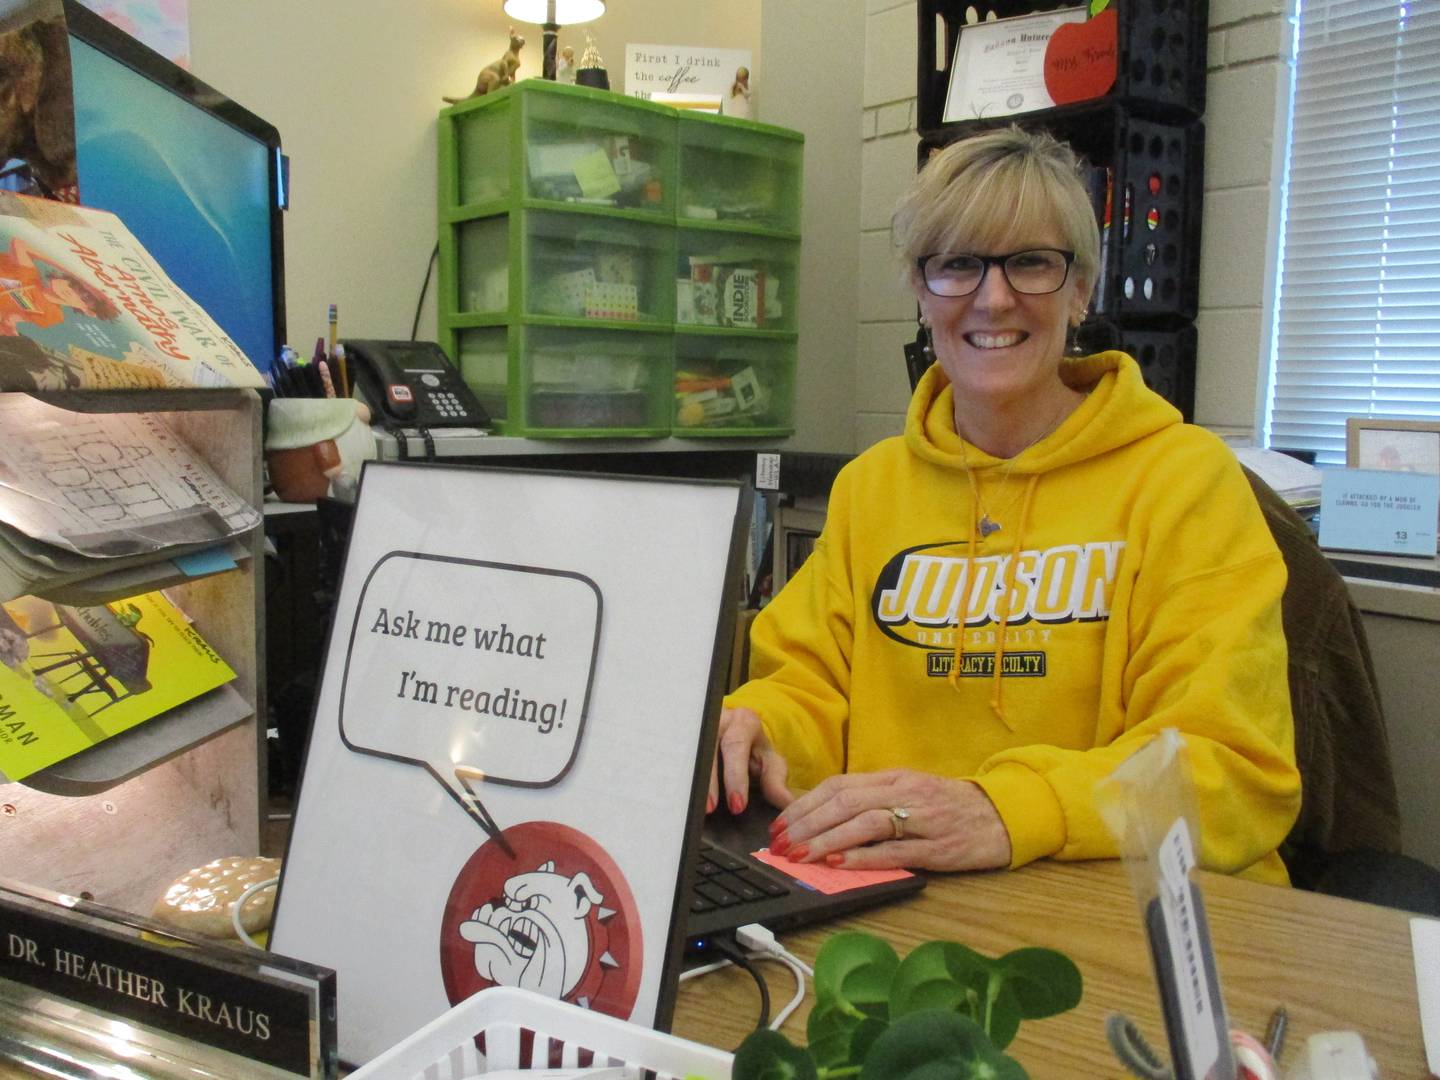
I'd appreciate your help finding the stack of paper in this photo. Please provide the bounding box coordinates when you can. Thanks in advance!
[1232,446,1323,513]
[0,396,261,603]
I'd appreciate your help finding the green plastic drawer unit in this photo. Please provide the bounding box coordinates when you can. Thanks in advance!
[672,333,795,437]
[676,229,798,334]
[441,80,678,215]
[517,324,672,437]
[677,111,804,233]
[526,210,675,325]
[455,326,509,423]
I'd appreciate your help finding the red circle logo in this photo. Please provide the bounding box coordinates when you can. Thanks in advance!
[439,821,643,1019]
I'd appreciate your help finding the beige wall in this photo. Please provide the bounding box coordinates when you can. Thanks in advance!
[852,0,1296,451]
[184,1,1290,449]
[186,0,761,357]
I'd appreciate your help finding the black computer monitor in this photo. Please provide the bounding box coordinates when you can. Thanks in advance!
[62,0,286,374]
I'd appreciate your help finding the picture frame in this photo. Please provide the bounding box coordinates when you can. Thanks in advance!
[771,500,826,594]
[1346,418,1440,552]
[1346,418,1440,475]
[942,6,1088,124]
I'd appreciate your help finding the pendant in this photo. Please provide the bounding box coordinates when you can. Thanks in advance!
[979,515,1001,538]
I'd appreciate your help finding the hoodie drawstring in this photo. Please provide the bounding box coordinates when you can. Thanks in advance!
[948,471,1040,730]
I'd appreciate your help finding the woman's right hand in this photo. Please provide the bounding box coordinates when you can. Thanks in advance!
[708,706,793,816]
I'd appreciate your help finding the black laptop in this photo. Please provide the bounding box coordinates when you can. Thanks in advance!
[685,799,926,953]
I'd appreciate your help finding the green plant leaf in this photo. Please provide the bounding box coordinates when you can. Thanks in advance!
[857,1010,1029,1080]
[812,932,900,1020]
[732,1028,819,1080]
[995,948,1083,1019]
[983,980,1022,1050]
[890,941,989,1022]
[1089,0,1111,15]
[805,996,863,1071]
[848,1016,890,1066]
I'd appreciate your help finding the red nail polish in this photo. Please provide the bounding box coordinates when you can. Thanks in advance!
[767,817,785,837]
[789,843,810,862]
[770,831,790,855]
[706,793,716,814]
[825,853,845,867]
[728,792,744,815]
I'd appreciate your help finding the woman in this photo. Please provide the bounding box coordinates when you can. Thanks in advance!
[711,127,1300,884]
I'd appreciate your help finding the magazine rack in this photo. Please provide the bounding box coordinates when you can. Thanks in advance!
[0,388,265,915]
[346,987,733,1079]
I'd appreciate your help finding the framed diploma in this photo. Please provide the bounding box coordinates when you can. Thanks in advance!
[942,7,1088,124]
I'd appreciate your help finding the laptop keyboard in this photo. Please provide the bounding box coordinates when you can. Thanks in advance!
[690,839,794,916]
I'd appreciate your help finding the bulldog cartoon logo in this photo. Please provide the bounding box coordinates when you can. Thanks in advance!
[458,859,606,998]
[439,820,642,1018]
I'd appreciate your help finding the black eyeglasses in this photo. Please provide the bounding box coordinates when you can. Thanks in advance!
[917,248,1076,297]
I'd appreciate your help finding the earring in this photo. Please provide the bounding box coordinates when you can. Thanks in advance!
[918,315,934,361]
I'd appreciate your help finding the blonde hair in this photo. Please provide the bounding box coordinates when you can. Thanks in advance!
[893,126,1100,300]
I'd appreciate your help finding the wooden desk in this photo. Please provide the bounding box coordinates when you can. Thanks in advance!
[672,860,1427,1079]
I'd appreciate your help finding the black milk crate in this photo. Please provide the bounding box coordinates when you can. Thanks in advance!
[1076,318,1196,420]
[917,0,1208,132]
[919,103,1204,324]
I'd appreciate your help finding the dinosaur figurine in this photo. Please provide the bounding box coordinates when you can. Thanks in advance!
[444,28,525,103]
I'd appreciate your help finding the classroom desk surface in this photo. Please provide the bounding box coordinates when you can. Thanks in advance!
[671,859,1427,1079]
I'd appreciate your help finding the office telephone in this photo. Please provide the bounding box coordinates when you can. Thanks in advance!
[343,339,490,429]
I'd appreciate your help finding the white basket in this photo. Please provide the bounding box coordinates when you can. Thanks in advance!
[345,986,734,1080]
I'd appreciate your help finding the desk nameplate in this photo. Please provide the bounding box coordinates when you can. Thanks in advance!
[0,879,335,1078]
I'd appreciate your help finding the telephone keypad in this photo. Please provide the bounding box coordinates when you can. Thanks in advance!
[427,389,468,420]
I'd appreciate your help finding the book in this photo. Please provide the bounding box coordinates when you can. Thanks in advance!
[0,190,265,391]
[0,589,236,782]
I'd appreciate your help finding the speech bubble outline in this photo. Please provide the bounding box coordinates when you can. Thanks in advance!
[337,551,602,853]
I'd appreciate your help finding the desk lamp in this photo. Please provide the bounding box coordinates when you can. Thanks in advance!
[501,0,605,80]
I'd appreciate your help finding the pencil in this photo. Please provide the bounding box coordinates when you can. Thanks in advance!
[334,342,349,399]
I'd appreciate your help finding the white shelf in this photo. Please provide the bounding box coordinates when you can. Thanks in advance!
[0,389,265,916]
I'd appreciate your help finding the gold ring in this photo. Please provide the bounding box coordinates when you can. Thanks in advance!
[889,806,910,840]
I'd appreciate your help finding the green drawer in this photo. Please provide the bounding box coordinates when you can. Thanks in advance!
[672,333,794,437]
[454,325,509,423]
[455,216,510,315]
[526,210,675,324]
[519,324,672,437]
[453,323,674,437]
[677,111,803,232]
[676,229,799,333]
[442,80,677,214]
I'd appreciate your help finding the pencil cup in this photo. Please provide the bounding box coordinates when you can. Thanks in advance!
[265,398,375,503]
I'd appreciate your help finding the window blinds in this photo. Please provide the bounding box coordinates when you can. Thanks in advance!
[1268,0,1440,463]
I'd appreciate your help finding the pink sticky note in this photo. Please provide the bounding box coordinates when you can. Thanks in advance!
[751,848,916,896]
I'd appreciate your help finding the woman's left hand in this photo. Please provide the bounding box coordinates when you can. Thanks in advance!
[770,769,1013,873]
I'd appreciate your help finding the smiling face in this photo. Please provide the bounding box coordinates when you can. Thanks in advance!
[916,234,1089,414]
[893,129,1101,430]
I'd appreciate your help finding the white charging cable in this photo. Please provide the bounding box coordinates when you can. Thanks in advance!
[679,923,813,1031]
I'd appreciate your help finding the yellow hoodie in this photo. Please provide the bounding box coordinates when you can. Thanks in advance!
[726,352,1301,885]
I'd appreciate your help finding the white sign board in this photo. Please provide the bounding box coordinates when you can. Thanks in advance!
[625,43,751,111]
[271,463,746,1065]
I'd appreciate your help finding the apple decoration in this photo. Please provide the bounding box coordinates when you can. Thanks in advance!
[1044,7,1118,106]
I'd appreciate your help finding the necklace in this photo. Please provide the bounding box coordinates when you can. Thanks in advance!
[958,399,1073,539]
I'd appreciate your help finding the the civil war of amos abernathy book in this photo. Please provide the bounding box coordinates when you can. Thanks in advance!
[0,190,264,392]
[0,589,235,781]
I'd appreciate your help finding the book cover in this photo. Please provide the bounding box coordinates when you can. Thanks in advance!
[0,589,236,780]
[0,190,265,391]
